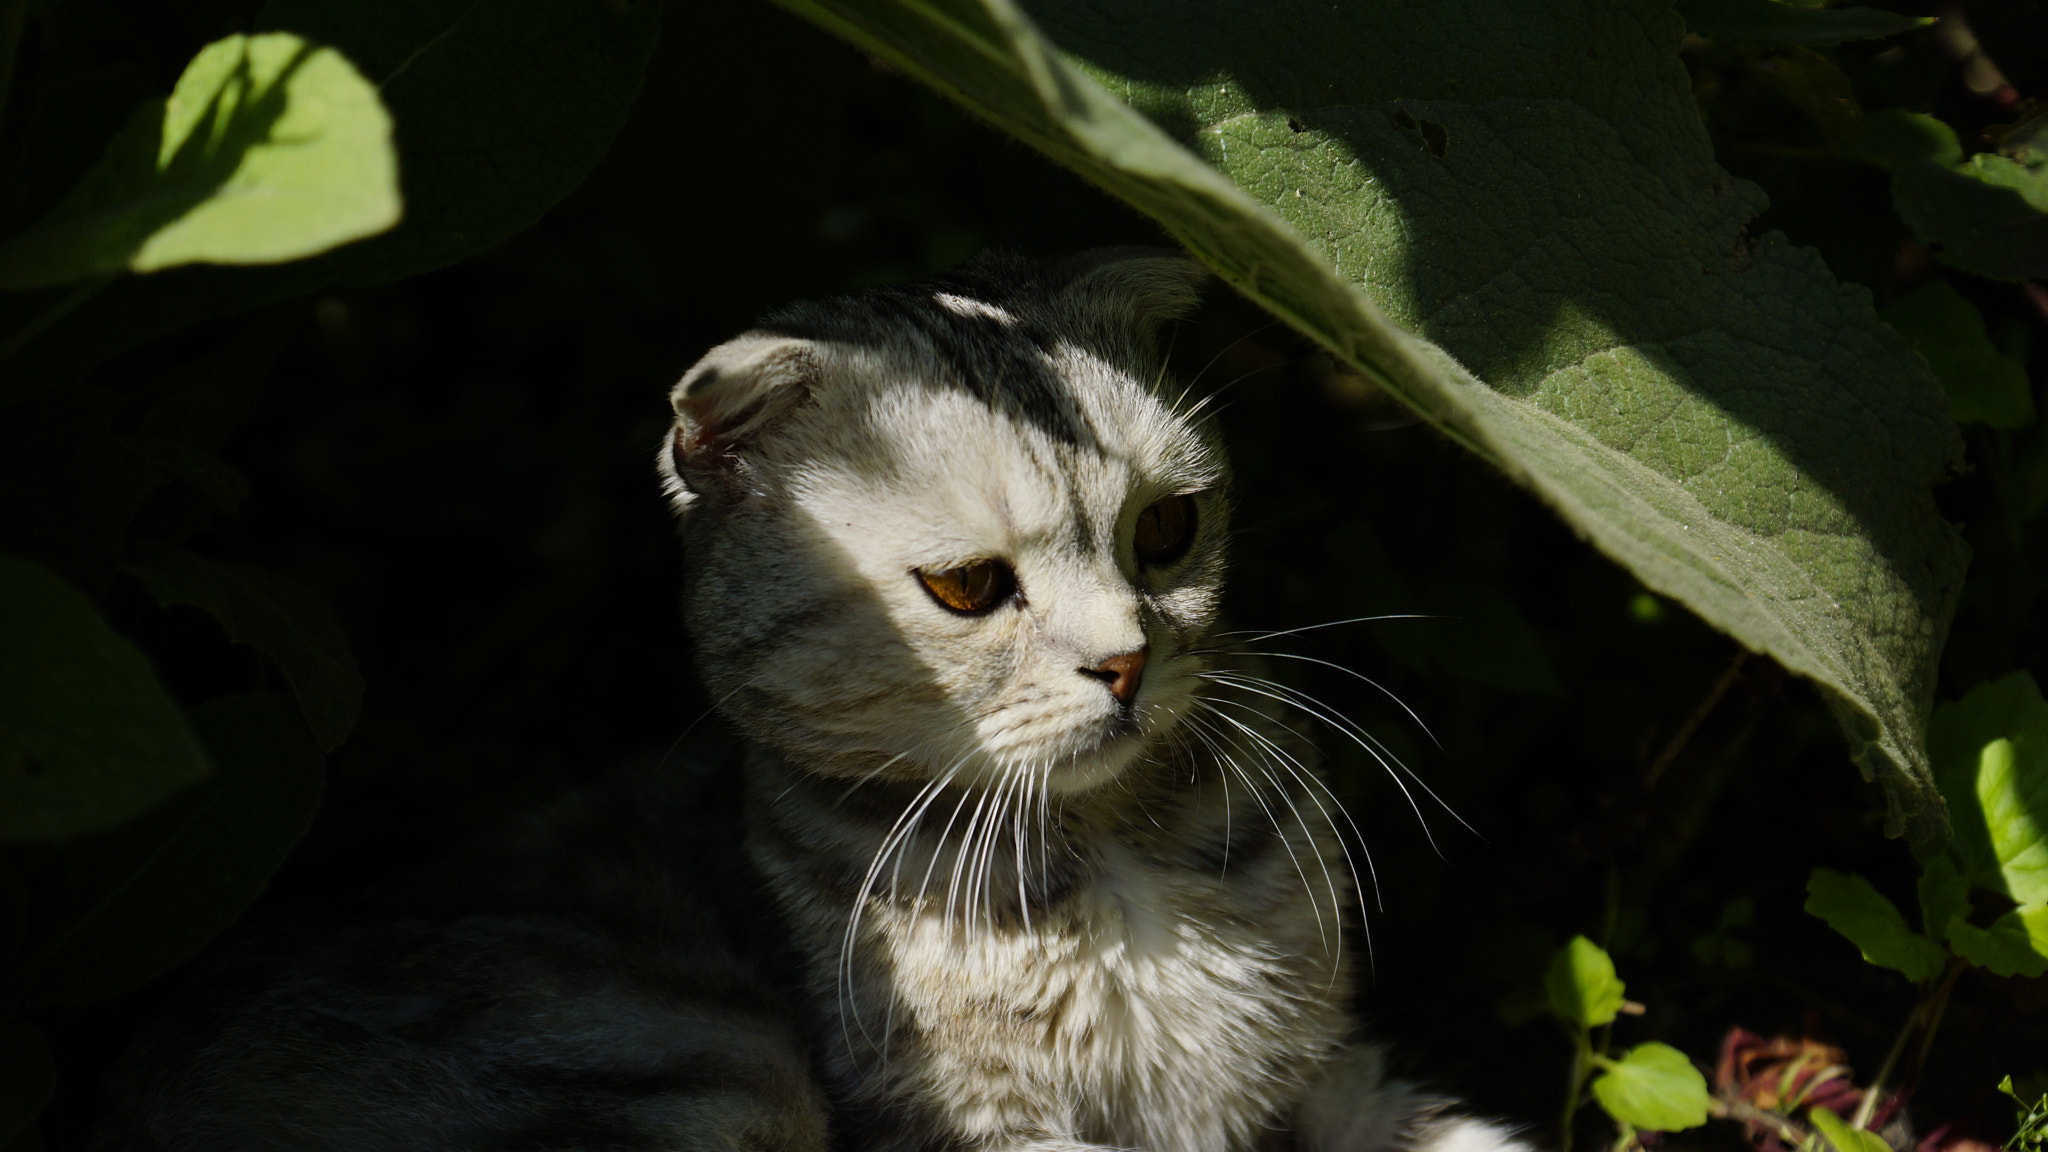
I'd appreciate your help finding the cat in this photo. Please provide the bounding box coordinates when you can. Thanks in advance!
[94,249,1531,1152]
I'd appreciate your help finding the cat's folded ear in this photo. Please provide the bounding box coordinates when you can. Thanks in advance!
[660,335,820,511]
[1054,247,1212,352]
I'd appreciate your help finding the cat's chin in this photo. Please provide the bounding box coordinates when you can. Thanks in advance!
[1035,725,1153,795]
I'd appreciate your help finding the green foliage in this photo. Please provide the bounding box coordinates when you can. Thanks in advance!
[1541,937,1707,1143]
[1858,110,2048,284]
[1880,280,2035,429]
[0,0,2042,1142]
[2003,1075,2048,1152]
[1589,1042,1712,1133]
[1811,1106,1894,1152]
[0,0,661,405]
[1546,935,1626,1028]
[0,0,660,1137]
[5,693,325,1010]
[773,0,1967,851]
[0,556,210,842]
[0,32,398,290]
[1925,672,2048,977]
[126,546,363,752]
[1803,866,1947,981]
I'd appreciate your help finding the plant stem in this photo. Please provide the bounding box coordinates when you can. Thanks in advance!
[1561,1029,1593,1152]
[1905,959,1968,1087]
[1642,650,1748,793]
[0,274,110,369]
[1852,957,1968,1128]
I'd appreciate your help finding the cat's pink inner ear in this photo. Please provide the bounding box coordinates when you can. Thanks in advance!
[667,336,821,480]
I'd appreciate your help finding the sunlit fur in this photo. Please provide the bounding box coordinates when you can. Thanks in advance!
[658,251,1534,1152]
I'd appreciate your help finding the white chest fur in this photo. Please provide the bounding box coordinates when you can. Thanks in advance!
[858,832,1347,1152]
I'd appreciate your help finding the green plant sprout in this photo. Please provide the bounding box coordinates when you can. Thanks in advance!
[1543,935,1710,1150]
[1803,672,2048,1112]
[2004,1075,2048,1152]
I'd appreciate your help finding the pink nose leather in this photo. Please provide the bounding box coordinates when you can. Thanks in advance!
[1082,648,1148,707]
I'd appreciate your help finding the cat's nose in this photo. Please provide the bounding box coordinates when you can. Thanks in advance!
[1080,647,1148,707]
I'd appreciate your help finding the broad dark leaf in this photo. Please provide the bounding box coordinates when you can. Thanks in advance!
[0,557,209,843]
[7,693,324,1010]
[127,547,364,753]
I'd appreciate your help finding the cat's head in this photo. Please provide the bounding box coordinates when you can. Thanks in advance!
[659,250,1224,795]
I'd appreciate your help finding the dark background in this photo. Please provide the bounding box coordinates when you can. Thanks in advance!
[8,0,2045,1145]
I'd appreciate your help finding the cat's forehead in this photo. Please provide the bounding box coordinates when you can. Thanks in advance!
[793,293,1220,499]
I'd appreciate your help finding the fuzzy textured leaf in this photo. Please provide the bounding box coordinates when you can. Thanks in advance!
[1674,0,1930,46]
[1546,935,1625,1027]
[0,33,398,290]
[1924,672,2048,977]
[8,693,325,1009]
[1804,866,1949,981]
[1592,1042,1711,1132]
[0,556,210,842]
[126,547,363,752]
[774,0,1967,849]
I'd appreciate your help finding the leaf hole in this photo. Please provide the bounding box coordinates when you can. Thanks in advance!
[1420,119,1448,157]
[1966,887,2020,928]
[1384,108,1448,158]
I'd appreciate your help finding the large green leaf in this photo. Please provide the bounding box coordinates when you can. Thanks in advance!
[773,0,1966,848]
[126,548,364,753]
[0,0,661,400]
[6,693,325,1010]
[0,557,210,843]
[1924,672,2048,977]
[1674,0,1930,46]
[1803,866,1948,981]
[1591,1041,1711,1132]
[1545,935,1626,1028]
[0,33,399,290]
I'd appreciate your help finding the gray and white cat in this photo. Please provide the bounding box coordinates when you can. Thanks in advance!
[96,249,1530,1152]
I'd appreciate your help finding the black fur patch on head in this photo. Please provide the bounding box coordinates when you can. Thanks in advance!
[755,252,1124,450]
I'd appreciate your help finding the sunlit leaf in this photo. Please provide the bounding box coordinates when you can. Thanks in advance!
[0,556,209,842]
[1811,1106,1893,1152]
[1924,672,2048,977]
[1804,866,1949,981]
[2,0,660,404]
[1546,935,1625,1028]
[1591,1042,1711,1132]
[772,0,1967,849]
[0,33,398,290]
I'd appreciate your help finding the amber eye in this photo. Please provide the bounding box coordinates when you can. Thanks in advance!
[915,559,1018,615]
[1133,495,1198,566]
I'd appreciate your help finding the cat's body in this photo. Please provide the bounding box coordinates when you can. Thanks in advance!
[96,251,1528,1152]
